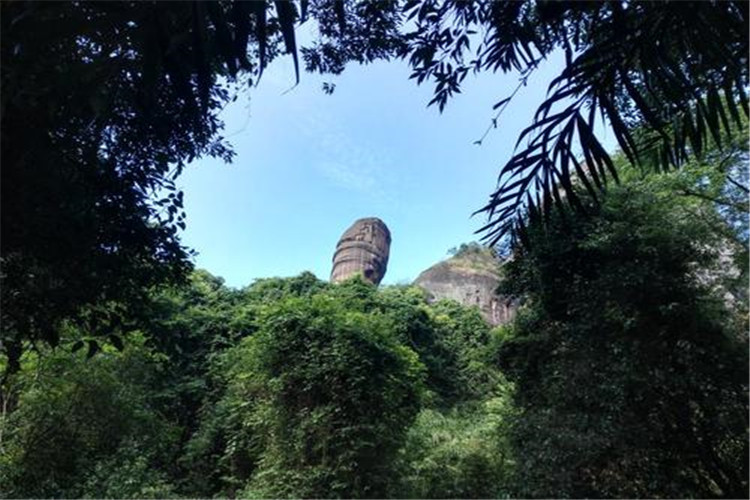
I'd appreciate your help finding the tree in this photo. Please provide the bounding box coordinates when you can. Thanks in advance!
[191,282,425,498]
[180,275,509,497]
[305,1,749,244]
[0,334,180,498]
[127,270,250,458]
[1,2,223,377]
[0,0,405,381]
[410,0,748,244]
[396,402,514,499]
[495,162,748,497]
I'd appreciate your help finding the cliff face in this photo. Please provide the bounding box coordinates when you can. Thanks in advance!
[330,217,391,285]
[328,220,514,325]
[413,247,516,326]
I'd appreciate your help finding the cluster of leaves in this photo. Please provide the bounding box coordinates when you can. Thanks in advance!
[2,146,747,497]
[395,398,515,499]
[0,0,406,382]
[182,276,510,498]
[448,241,497,258]
[0,269,261,499]
[301,0,407,76]
[0,335,179,499]
[1,267,506,498]
[302,1,748,244]
[227,294,424,498]
[395,0,749,244]
[1,2,223,367]
[496,161,749,498]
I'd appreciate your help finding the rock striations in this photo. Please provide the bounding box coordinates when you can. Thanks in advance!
[413,246,516,326]
[330,217,391,285]
[328,219,515,326]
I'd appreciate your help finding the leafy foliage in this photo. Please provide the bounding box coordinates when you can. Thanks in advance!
[301,0,407,75]
[1,232,746,499]
[428,300,505,404]
[0,0,405,379]
[0,335,180,499]
[396,399,514,499]
[448,241,494,258]
[496,166,749,498]
[179,276,507,498]
[188,280,426,498]
[396,0,749,244]
[2,2,231,371]
[303,1,748,243]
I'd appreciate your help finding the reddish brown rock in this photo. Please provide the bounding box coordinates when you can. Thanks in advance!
[413,245,517,326]
[331,217,391,285]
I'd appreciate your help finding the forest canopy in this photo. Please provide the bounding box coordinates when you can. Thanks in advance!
[1,1,748,498]
[2,1,747,372]
[1,134,747,496]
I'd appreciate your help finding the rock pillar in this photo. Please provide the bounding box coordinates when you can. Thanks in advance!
[330,217,391,285]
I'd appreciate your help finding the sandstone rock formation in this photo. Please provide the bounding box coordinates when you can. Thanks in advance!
[330,217,391,285]
[413,245,516,326]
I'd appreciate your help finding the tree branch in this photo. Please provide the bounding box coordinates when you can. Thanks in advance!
[678,188,746,210]
[726,174,749,194]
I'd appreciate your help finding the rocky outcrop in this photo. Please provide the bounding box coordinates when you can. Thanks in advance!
[413,246,516,326]
[330,217,391,285]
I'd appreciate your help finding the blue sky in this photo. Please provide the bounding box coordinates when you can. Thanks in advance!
[177,46,613,289]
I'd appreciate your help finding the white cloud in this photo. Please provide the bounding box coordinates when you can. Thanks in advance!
[316,160,377,192]
[293,109,397,201]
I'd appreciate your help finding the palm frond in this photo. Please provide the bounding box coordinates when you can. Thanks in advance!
[471,0,749,246]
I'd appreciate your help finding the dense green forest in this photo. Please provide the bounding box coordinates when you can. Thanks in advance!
[1,140,748,497]
[2,1,748,498]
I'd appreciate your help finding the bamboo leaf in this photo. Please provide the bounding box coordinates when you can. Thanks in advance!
[206,2,237,76]
[274,0,299,84]
[334,0,346,32]
[252,1,268,77]
[231,1,252,70]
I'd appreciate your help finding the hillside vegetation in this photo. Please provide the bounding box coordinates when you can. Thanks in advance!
[1,145,747,497]
[2,2,748,497]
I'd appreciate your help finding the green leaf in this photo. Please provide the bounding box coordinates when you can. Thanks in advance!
[274,1,299,85]
[252,1,268,77]
[109,335,124,352]
[87,340,100,359]
[206,2,238,76]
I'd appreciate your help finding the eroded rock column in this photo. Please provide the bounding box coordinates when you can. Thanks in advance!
[330,217,391,285]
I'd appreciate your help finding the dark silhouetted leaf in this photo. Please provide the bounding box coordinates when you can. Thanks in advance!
[274,1,299,84]
[87,340,100,359]
[109,335,124,352]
